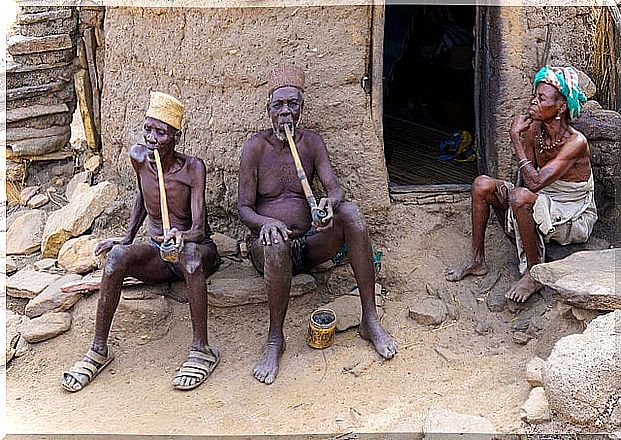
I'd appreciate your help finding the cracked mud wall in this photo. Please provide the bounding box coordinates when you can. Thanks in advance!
[101,6,389,236]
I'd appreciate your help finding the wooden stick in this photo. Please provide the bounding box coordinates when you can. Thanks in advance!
[153,149,171,232]
[283,124,318,211]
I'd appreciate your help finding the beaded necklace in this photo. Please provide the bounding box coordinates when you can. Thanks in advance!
[538,127,567,154]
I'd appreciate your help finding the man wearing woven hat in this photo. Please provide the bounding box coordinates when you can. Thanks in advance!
[238,65,398,385]
[61,91,221,392]
[446,65,597,303]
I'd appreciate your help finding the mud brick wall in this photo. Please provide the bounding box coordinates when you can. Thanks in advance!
[485,6,598,180]
[100,6,390,236]
[6,6,78,158]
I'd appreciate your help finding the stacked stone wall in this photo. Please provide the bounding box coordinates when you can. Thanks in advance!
[6,6,78,159]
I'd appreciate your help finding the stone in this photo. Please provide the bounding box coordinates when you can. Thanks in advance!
[408,298,447,326]
[16,8,73,24]
[18,312,72,343]
[33,258,57,271]
[6,257,19,275]
[322,292,385,333]
[68,182,91,203]
[205,260,315,307]
[7,210,47,255]
[14,336,31,358]
[6,103,69,123]
[25,273,83,317]
[7,267,62,298]
[520,387,551,424]
[121,284,167,301]
[6,311,25,365]
[41,181,118,257]
[531,249,619,311]
[543,311,620,427]
[19,185,40,205]
[113,296,172,344]
[572,109,621,141]
[84,155,103,174]
[27,193,49,208]
[6,161,28,182]
[57,235,98,274]
[8,130,71,157]
[512,331,531,345]
[7,34,74,56]
[65,171,91,200]
[571,306,600,323]
[525,356,546,387]
[7,125,71,142]
[423,408,496,439]
[211,232,238,257]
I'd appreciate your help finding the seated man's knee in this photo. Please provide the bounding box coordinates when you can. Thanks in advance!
[336,201,366,231]
[509,187,535,209]
[472,175,496,198]
[104,245,131,274]
[263,240,291,265]
[179,243,202,274]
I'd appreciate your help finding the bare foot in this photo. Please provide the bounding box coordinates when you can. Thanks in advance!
[505,271,542,302]
[445,261,489,281]
[253,339,285,385]
[359,317,398,359]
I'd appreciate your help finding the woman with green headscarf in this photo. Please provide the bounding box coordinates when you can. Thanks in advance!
[446,65,596,305]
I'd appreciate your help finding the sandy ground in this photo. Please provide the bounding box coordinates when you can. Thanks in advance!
[5,200,584,436]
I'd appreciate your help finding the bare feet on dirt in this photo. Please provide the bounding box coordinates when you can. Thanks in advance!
[505,271,542,302]
[359,317,398,359]
[445,261,489,282]
[253,339,285,385]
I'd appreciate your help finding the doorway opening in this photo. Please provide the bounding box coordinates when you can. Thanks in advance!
[383,5,478,187]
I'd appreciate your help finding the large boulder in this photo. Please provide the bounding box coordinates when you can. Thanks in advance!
[543,310,620,428]
[572,109,621,141]
[25,273,83,317]
[531,249,619,311]
[6,209,47,255]
[57,235,99,274]
[41,181,118,257]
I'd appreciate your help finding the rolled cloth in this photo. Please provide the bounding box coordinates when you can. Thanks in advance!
[267,65,305,95]
[505,173,597,274]
[533,66,587,120]
[146,91,184,130]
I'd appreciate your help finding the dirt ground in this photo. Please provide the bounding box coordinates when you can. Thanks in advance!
[5,200,586,436]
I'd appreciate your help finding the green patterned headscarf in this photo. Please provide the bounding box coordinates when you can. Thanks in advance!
[533,66,587,120]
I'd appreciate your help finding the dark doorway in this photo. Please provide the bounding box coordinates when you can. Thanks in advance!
[383,5,478,186]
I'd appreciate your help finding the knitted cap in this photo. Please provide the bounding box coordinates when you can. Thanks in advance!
[146,91,184,130]
[267,65,305,95]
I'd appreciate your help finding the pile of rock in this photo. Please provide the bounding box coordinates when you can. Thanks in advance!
[518,249,620,430]
[4,158,116,365]
[6,6,78,159]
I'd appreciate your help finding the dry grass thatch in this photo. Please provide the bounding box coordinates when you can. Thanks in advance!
[590,7,619,109]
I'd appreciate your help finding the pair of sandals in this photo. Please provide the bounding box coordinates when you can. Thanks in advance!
[61,347,220,392]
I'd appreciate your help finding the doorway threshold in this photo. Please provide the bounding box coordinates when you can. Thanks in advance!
[389,183,471,205]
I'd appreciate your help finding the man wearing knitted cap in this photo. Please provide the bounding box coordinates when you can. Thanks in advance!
[61,91,221,392]
[446,65,597,304]
[238,65,398,385]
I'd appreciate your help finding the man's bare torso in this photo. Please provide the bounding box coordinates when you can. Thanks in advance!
[130,144,201,238]
[249,129,319,237]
